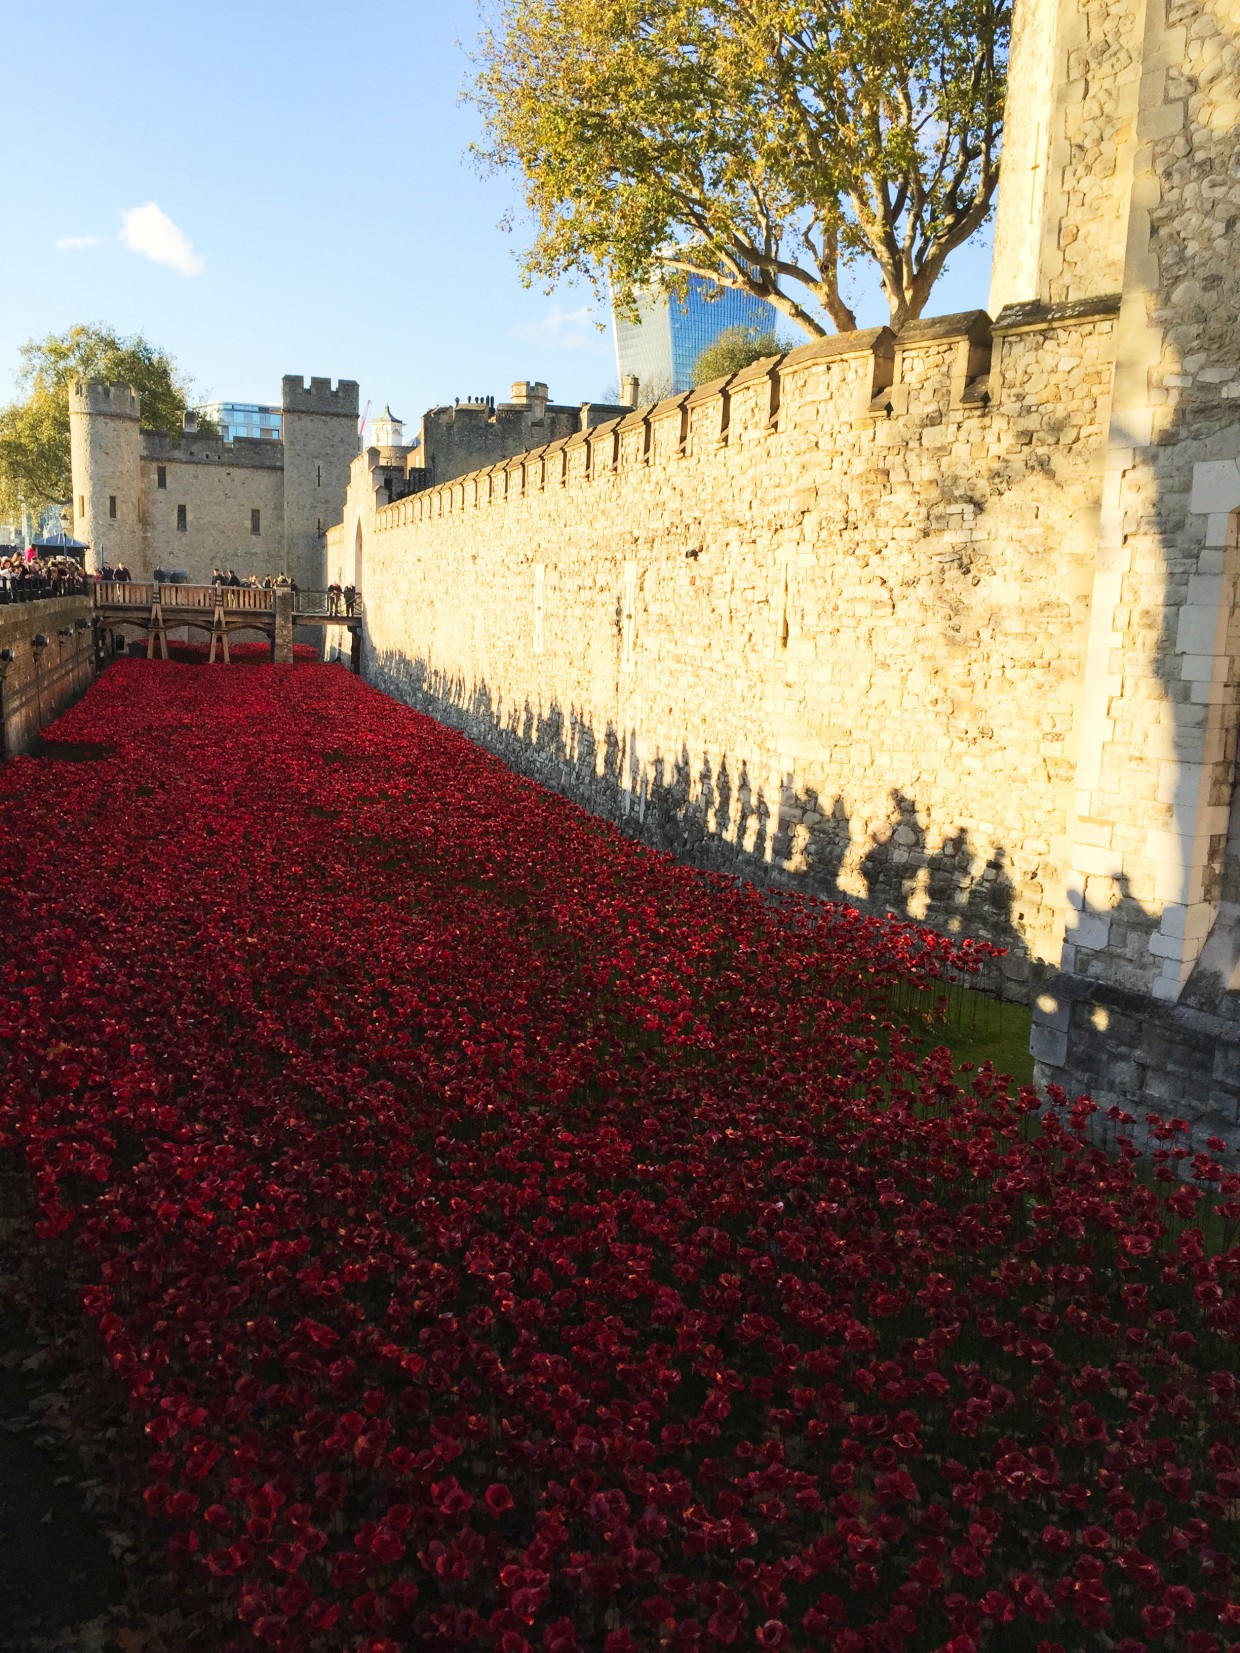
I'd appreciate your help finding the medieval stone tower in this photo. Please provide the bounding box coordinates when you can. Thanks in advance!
[68,375,359,587]
[280,377,361,592]
[993,0,1240,1111]
[68,382,142,573]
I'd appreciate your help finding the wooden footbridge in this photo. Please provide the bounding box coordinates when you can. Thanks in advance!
[93,582,363,667]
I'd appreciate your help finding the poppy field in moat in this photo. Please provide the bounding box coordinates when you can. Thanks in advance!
[1,659,1238,1653]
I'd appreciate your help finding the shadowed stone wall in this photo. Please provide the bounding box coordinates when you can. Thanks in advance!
[350,305,1117,1002]
[0,598,96,757]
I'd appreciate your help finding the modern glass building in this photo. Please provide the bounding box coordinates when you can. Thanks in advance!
[196,402,282,443]
[613,276,780,398]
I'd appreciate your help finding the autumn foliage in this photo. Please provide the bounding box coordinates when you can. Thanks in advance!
[1,660,1237,1652]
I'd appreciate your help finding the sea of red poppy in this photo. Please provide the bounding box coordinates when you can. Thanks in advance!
[1,658,1237,1653]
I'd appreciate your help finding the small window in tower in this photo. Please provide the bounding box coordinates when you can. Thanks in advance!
[78,495,84,517]
[157,465,167,489]
[316,465,322,487]
[109,495,117,519]
[251,508,261,535]
[177,503,187,532]
[316,518,323,535]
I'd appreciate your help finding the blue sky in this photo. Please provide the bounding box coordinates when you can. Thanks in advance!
[1,0,993,429]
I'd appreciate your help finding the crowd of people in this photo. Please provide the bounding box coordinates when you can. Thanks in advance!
[0,552,93,603]
[208,569,297,590]
[0,550,356,610]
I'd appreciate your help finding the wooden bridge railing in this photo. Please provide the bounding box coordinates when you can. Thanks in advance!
[95,582,276,611]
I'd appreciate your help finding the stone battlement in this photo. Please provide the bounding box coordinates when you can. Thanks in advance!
[69,381,140,420]
[280,376,360,416]
[375,301,1117,532]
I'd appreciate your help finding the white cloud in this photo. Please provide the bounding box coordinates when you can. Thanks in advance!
[514,303,609,352]
[55,234,99,251]
[119,202,204,276]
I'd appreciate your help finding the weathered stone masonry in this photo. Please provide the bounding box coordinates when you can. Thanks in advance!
[0,598,96,757]
[348,0,1240,1141]
[355,303,1116,997]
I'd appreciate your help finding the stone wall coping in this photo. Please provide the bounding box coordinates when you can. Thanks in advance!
[648,392,692,422]
[777,326,895,377]
[992,294,1122,336]
[370,299,1119,534]
[896,310,993,347]
[728,354,782,391]
[684,373,735,408]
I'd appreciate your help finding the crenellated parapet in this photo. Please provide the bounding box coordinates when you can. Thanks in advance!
[68,380,141,421]
[373,301,1119,535]
[280,376,360,416]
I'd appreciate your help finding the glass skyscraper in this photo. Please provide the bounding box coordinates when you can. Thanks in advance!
[613,276,780,397]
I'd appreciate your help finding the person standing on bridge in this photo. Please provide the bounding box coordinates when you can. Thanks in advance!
[327,580,342,616]
[343,584,357,617]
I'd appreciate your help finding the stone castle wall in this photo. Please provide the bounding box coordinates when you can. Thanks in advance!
[68,376,358,589]
[355,304,1118,993]
[0,597,96,757]
[418,396,634,490]
[138,435,285,582]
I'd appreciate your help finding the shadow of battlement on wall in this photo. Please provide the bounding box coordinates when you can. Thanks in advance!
[371,645,1038,1001]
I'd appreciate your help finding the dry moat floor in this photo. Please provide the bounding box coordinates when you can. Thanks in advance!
[0,655,1235,1653]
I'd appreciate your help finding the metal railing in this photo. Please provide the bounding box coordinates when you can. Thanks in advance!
[297,590,364,618]
[0,572,92,604]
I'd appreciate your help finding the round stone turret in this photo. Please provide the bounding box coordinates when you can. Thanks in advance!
[68,381,142,574]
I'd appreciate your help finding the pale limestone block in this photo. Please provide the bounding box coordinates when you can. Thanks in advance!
[1065,909,1111,950]
[1073,843,1125,877]
[1146,821,1204,868]
[1190,458,1240,515]
[1179,653,1228,682]
[1030,1023,1069,1065]
[1153,854,1206,907]
[1157,901,1215,942]
[1073,818,1116,848]
[1176,603,1226,656]
[1157,759,1209,806]
[1149,929,1200,961]
[1190,676,1232,704]
[1186,573,1225,609]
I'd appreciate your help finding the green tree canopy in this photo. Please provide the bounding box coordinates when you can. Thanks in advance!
[473,0,1008,336]
[0,324,202,525]
[691,324,786,386]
